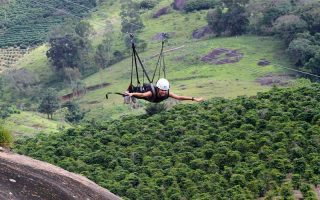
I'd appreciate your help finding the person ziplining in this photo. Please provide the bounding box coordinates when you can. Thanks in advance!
[125,78,203,103]
[106,33,203,103]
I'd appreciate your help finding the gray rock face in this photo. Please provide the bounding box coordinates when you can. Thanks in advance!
[172,0,186,10]
[153,7,170,18]
[0,151,121,200]
[192,25,214,39]
[257,59,271,66]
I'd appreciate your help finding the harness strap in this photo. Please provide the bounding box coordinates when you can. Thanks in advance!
[132,43,140,85]
[133,46,152,83]
[130,50,134,85]
[162,51,166,78]
[152,40,165,83]
[149,83,157,102]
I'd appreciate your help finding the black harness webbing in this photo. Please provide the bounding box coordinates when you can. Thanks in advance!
[130,34,151,86]
[128,33,169,103]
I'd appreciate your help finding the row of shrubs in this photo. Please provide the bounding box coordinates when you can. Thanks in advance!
[14,83,320,199]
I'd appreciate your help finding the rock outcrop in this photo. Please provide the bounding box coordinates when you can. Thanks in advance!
[153,6,170,18]
[192,25,214,39]
[0,151,121,200]
[172,0,186,10]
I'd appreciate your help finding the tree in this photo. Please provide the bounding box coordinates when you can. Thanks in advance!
[279,182,294,200]
[272,15,308,44]
[61,101,85,123]
[287,38,314,66]
[224,6,249,35]
[0,76,4,96]
[145,102,167,116]
[220,0,249,9]
[291,174,301,189]
[38,88,60,119]
[184,0,218,12]
[120,0,144,34]
[246,0,296,35]
[306,50,320,75]
[139,0,157,10]
[75,21,92,38]
[230,174,246,187]
[94,35,113,69]
[46,35,81,71]
[262,0,293,26]
[207,4,249,36]
[207,8,224,35]
[46,20,93,78]
[297,2,320,34]
[4,68,40,99]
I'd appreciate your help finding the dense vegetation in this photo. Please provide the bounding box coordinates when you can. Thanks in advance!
[205,0,320,76]
[0,104,20,119]
[14,84,320,199]
[0,0,96,48]
[0,125,13,147]
[1,1,320,198]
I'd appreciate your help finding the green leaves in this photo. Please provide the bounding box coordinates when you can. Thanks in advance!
[0,0,96,48]
[0,125,13,147]
[38,88,59,119]
[14,83,320,199]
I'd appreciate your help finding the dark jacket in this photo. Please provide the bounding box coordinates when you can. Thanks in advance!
[128,83,169,103]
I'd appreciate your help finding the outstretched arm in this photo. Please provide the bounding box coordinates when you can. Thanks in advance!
[169,92,204,102]
[125,91,153,98]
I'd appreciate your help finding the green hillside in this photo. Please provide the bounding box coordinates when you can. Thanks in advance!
[14,83,320,199]
[58,0,295,121]
[1,0,301,136]
[4,111,71,137]
[2,0,320,199]
[80,35,293,120]
[0,0,96,48]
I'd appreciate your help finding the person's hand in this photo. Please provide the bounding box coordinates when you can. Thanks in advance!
[194,97,204,102]
[125,91,133,97]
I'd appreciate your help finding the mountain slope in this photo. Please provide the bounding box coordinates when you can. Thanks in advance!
[2,0,297,135]
[0,0,95,48]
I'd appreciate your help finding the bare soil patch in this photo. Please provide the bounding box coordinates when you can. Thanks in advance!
[315,184,320,200]
[256,74,294,86]
[201,48,243,65]
[293,190,303,200]
[60,82,110,101]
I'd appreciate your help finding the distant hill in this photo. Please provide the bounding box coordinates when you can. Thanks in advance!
[0,0,96,48]
[2,0,299,136]
[14,83,320,199]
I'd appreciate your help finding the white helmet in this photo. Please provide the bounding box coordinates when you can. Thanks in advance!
[156,78,170,90]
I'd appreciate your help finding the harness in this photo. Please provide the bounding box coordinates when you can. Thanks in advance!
[127,33,168,103]
[128,84,169,103]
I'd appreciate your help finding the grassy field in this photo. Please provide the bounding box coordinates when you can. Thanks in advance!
[4,111,71,138]
[15,44,53,82]
[77,34,294,120]
[4,0,299,135]
[70,0,294,120]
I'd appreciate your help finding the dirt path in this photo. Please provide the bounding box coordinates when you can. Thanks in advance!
[314,185,320,200]
[0,151,121,200]
[60,82,111,101]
